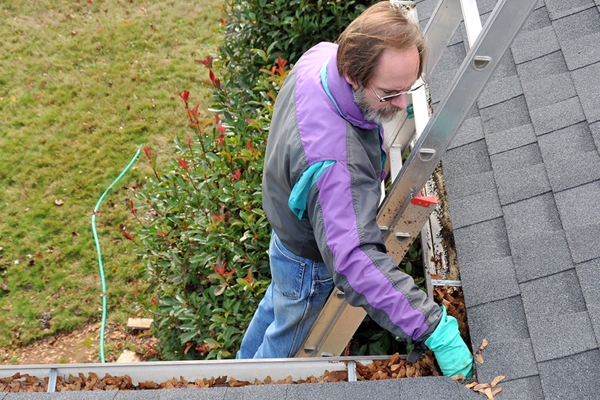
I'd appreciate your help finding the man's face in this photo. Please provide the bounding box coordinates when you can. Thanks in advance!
[346,46,421,124]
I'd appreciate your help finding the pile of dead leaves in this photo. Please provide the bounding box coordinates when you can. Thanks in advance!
[462,375,504,399]
[432,285,471,347]
[0,373,49,393]
[355,352,440,380]
[0,369,349,392]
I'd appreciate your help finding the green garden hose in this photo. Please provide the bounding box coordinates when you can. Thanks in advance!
[91,147,141,363]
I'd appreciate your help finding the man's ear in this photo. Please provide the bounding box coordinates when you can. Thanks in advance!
[342,65,358,89]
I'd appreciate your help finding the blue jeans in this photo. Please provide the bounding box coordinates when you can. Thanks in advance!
[236,231,335,359]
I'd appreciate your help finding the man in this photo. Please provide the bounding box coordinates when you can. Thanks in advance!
[237,1,473,378]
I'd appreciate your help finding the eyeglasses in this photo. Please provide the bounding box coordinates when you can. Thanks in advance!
[369,79,426,103]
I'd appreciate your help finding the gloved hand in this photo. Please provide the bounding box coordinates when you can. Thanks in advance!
[424,306,473,378]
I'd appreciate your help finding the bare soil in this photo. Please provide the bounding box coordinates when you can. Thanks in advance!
[0,322,158,366]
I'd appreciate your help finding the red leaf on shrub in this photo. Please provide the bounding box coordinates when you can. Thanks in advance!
[216,121,226,135]
[220,18,228,24]
[195,343,207,355]
[178,90,190,102]
[209,70,215,84]
[184,342,194,356]
[144,146,151,161]
[215,136,224,147]
[177,158,189,169]
[194,56,212,68]
[232,169,241,180]
[151,297,157,305]
[122,231,135,241]
[223,268,237,278]
[188,138,192,149]
[211,215,223,221]
[130,200,134,209]
[214,114,220,124]
[214,78,221,89]
[247,140,252,152]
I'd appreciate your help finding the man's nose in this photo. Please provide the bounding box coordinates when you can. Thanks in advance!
[390,93,407,110]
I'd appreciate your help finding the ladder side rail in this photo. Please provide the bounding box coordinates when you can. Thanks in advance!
[377,0,538,239]
[421,0,464,78]
[384,0,463,151]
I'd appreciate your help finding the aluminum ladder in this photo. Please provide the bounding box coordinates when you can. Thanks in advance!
[296,0,539,358]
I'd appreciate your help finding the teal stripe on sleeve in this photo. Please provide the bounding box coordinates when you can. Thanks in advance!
[289,160,335,220]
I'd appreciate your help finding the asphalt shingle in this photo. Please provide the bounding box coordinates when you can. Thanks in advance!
[502,193,563,238]
[286,382,350,400]
[114,391,159,400]
[428,69,458,104]
[554,180,600,230]
[528,311,598,362]
[571,61,600,123]
[485,123,537,155]
[564,223,600,264]
[436,42,467,73]
[466,296,530,346]
[545,0,596,19]
[538,349,600,399]
[162,387,227,400]
[591,121,600,149]
[537,122,600,191]
[521,72,577,111]
[477,75,523,109]
[444,171,495,200]
[530,96,586,135]
[489,143,551,204]
[516,51,568,81]
[397,377,466,400]
[576,258,600,344]
[520,6,553,32]
[447,189,502,228]
[508,230,574,283]
[452,218,511,264]
[520,269,587,318]
[495,163,551,205]
[416,0,439,22]
[442,140,492,181]
[472,339,538,384]
[460,256,520,307]
[449,115,485,150]
[552,7,600,70]
[480,96,531,135]
[494,376,544,400]
[511,25,561,64]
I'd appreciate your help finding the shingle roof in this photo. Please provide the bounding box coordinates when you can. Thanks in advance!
[427,0,600,398]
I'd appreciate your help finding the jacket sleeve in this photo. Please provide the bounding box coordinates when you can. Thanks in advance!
[305,155,442,343]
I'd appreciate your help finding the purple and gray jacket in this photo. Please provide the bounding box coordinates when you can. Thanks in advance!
[262,42,442,344]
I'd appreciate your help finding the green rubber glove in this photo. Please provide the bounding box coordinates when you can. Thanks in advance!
[424,306,473,378]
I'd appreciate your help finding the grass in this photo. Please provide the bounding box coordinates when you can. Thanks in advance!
[0,0,222,351]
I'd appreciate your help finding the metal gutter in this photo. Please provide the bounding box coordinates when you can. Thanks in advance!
[0,355,396,390]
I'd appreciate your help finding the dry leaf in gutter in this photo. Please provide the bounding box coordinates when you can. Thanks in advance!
[491,375,505,388]
[465,382,477,389]
[450,374,465,381]
[492,387,502,396]
[484,387,495,399]
[479,339,488,351]
[476,349,484,364]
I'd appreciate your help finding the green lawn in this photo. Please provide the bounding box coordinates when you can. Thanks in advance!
[0,0,222,352]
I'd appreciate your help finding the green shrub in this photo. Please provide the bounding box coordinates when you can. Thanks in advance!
[133,0,426,360]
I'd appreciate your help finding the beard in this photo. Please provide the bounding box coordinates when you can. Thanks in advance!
[352,85,400,125]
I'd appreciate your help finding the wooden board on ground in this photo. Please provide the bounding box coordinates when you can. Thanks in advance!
[127,318,153,330]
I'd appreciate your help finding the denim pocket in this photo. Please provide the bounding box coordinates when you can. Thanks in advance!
[270,233,306,300]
